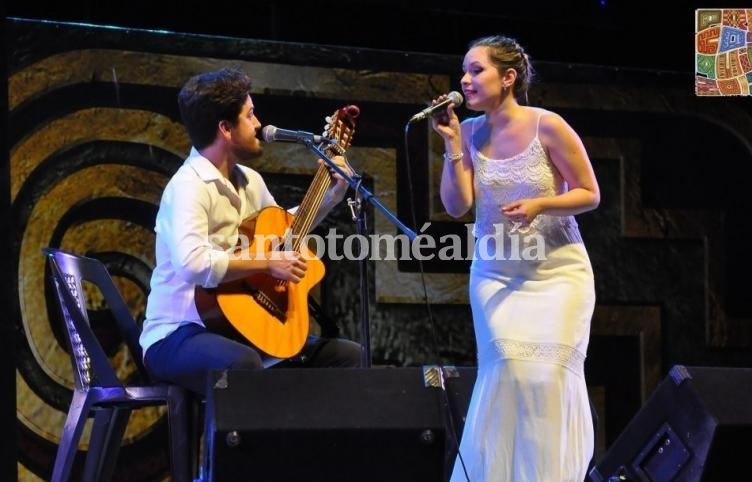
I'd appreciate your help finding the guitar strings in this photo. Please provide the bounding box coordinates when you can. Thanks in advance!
[277,111,354,294]
[273,110,351,287]
[288,110,352,253]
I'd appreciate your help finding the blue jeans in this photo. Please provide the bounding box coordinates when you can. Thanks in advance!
[144,323,362,396]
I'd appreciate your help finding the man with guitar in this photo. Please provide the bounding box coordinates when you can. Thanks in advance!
[139,68,362,396]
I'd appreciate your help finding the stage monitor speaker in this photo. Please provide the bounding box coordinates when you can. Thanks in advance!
[202,367,476,482]
[590,365,752,482]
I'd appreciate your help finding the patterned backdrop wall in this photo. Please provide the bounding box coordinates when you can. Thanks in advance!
[6,17,752,481]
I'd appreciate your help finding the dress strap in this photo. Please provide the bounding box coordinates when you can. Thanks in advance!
[471,115,482,136]
[468,116,483,161]
[535,112,544,139]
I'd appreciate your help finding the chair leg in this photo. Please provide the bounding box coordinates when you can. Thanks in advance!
[167,386,192,482]
[51,391,95,482]
[83,408,131,482]
[82,409,112,481]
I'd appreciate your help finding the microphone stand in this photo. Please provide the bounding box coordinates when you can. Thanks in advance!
[303,140,417,368]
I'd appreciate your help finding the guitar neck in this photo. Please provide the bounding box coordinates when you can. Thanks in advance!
[287,105,358,248]
[288,162,333,249]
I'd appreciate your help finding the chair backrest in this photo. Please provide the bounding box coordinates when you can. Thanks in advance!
[43,247,150,390]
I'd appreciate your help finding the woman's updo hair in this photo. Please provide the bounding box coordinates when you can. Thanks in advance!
[469,35,535,103]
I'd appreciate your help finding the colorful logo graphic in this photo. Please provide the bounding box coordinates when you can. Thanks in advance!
[696,9,752,96]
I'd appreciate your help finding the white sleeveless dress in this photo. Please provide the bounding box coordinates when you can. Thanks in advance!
[450,113,595,482]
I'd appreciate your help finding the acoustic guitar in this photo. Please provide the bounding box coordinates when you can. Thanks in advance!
[195,105,360,358]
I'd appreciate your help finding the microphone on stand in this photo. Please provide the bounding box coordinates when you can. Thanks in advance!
[408,91,464,123]
[261,125,333,144]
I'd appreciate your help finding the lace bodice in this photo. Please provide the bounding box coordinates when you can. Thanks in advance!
[470,115,581,246]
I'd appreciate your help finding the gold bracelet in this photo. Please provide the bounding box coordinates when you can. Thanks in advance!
[443,151,464,162]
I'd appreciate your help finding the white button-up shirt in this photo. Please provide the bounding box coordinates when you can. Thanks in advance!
[140,148,277,354]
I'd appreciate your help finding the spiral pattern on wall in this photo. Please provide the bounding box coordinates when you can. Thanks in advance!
[10,49,190,480]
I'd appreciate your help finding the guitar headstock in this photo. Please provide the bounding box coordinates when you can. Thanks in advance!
[322,104,360,154]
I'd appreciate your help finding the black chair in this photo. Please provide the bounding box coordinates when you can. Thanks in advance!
[43,247,194,482]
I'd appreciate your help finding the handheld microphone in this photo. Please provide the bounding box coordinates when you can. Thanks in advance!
[261,125,331,144]
[409,91,464,123]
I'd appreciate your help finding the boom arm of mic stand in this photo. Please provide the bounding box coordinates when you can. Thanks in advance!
[304,141,417,241]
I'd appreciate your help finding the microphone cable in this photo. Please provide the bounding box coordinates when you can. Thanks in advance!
[402,120,471,482]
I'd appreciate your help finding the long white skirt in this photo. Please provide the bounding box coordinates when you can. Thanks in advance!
[450,242,595,482]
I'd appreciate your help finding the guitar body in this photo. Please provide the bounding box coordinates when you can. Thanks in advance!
[195,206,325,359]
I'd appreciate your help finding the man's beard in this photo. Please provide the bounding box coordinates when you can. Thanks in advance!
[232,143,263,163]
